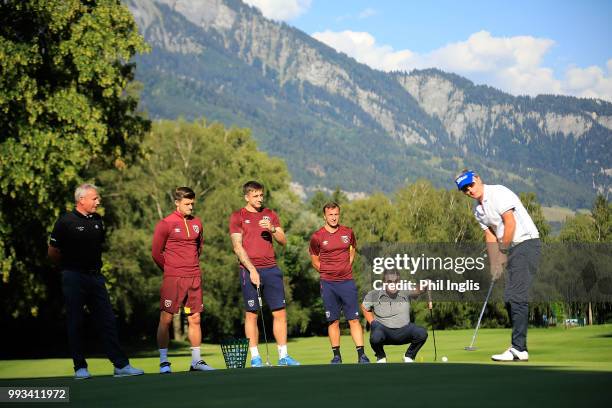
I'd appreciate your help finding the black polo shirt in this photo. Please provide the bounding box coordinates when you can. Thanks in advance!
[49,209,105,271]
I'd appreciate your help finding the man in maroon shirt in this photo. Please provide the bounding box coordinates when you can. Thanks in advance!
[229,180,300,367]
[152,187,214,373]
[310,202,370,364]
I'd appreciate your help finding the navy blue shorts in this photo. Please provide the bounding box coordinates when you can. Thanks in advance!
[240,266,286,312]
[320,279,360,322]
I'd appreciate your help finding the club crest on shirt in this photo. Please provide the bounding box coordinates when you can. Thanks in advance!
[262,216,271,221]
[76,226,85,232]
[341,235,349,244]
[164,299,172,308]
[248,299,255,307]
[174,228,181,233]
[192,225,200,234]
[322,240,329,246]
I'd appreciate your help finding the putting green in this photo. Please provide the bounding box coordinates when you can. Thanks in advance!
[1,326,611,407]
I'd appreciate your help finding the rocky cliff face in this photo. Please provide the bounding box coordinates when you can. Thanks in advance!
[395,70,611,197]
[125,0,611,206]
[128,0,433,147]
[397,72,597,142]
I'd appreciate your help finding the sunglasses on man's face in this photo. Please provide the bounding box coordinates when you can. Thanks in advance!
[461,182,475,193]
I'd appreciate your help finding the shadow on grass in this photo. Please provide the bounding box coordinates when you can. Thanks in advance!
[0,363,610,407]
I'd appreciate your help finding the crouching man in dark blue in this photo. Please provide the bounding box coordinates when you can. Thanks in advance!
[361,270,428,363]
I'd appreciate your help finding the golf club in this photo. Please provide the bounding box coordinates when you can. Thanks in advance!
[427,285,437,361]
[465,279,495,351]
[256,285,272,366]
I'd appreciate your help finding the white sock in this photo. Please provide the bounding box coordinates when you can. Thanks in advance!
[278,344,288,359]
[250,346,260,358]
[190,347,201,365]
[159,348,168,363]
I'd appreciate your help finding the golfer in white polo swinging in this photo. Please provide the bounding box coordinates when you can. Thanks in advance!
[455,170,541,362]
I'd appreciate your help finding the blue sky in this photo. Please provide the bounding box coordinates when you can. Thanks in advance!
[244,0,612,100]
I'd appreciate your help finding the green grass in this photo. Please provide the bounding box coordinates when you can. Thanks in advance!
[1,326,611,407]
[542,206,575,222]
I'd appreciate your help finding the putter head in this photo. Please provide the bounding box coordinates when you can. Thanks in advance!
[464,346,477,351]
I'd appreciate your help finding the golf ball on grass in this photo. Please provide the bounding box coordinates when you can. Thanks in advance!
[441,356,448,362]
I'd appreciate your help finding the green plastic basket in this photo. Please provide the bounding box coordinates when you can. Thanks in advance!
[220,338,249,369]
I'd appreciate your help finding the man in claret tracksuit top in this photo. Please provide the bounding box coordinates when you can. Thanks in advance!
[152,186,214,373]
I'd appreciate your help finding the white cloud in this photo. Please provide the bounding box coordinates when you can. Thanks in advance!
[312,30,418,71]
[311,29,612,101]
[427,31,554,72]
[358,8,378,19]
[563,61,612,100]
[243,0,312,21]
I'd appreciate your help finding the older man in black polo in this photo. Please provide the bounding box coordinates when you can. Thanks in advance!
[361,270,428,363]
[48,184,143,379]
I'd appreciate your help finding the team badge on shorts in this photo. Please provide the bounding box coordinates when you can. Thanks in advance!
[164,299,172,308]
[341,235,349,244]
[192,224,200,234]
[325,311,331,318]
[248,299,255,307]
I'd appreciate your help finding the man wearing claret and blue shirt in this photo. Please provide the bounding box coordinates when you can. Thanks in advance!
[455,170,541,362]
[152,187,214,373]
[229,180,300,367]
[310,202,370,364]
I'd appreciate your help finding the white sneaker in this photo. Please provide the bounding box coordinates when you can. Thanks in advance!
[376,357,387,363]
[491,347,529,362]
[159,361,172,374]
[403,356,414,363]
[190,360,215,371]
[74,368,91,380]
[113,364,145,377]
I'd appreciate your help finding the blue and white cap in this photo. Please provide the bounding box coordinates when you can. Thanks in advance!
[455,171,475,190]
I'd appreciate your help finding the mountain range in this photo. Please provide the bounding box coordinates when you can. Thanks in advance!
[126,0,612,209]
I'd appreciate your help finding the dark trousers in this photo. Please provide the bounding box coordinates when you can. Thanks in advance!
[505,301,529,352]
[369,321,428,359]
[504,238,541,352]
[62,270,129,370]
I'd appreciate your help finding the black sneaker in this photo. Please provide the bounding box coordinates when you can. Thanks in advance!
[159,361,171,374]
